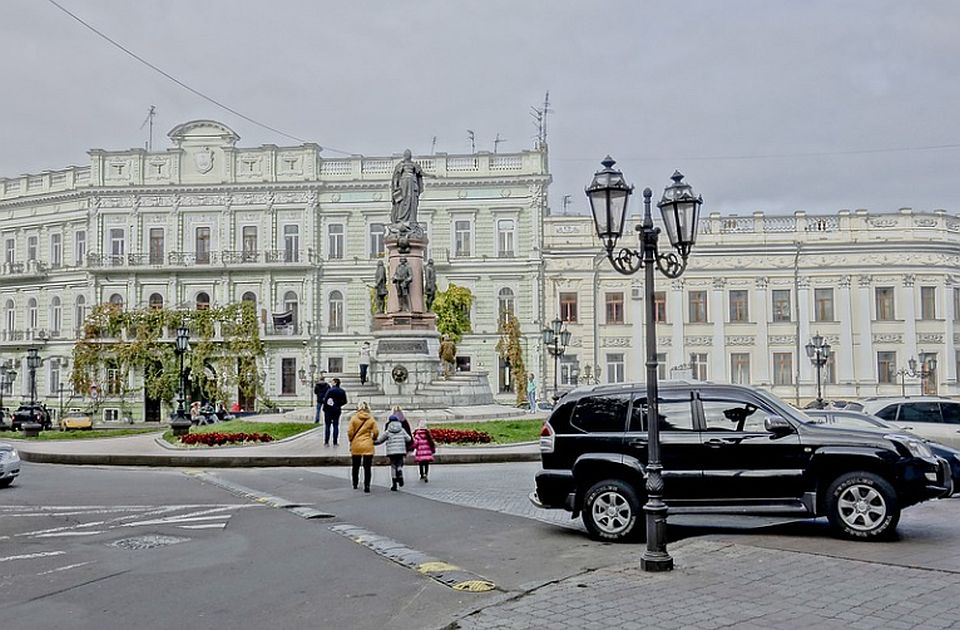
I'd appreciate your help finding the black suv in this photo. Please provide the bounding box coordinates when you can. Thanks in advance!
[531,382,953,542]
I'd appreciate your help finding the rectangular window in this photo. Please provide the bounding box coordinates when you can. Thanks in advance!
[656,352,667,380]
[689,352,708,381]
[814,288,834,322]
[328,223,344,260]
[49,358,60,395]
[689,290,707,323]
[149,228,165,265]
[653,291,667,323]
[606,353,625,384]
[877,351,896,384]
[729,290,749,323]
[954,288,960,323]
[27,236,38,261]
[369,223,385,258]
[109,228,125,257]
[824,352,836,385]
[496,218,515,258]
[50,234,62,267]
[875,287,895,320]
[195,227,211,264]
[327,357,343,373]
[921,286,937,320]
[106,363,121,395]
[241,226,258,257]
[4,238,14,264]
[281,358,297,395]
[283,225,300,263]
[75,231,86,265]
[772,289,791,322]
[103,408,120,423]
[559,355,579,386]
[773,352,793,385]
[454,220,472,257]
[730,353,750,385]
[605,292,624,325]
[559,292,578,323]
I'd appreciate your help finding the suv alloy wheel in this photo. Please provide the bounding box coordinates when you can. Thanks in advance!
[825,472,901,540]
[582,479,642,542]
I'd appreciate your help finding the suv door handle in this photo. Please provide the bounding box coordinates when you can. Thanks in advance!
[705,438,726,448]
[628,438,648,447]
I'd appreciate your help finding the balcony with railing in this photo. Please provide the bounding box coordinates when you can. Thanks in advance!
[87,249,316,271]
[0,259,49,282]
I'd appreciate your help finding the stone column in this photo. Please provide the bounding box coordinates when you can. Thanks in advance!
[753,277,770,385]
[671,279,685,370]
[838,275,855,383]
[856,275,876,385]
[797,277,812,384]
[946,281,957,386]
[710,279,726,380]
[901,274,918,363]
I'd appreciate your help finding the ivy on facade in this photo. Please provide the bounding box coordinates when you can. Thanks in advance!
[432,283,474,342]
[496,309,527,405]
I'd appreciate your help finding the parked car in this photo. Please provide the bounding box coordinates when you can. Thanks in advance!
[804,409,960,494]
[859,397,960,443]
[0,443,21,487]
[10,403,52,431]
[59,409,93,431]
[531,382,953,542]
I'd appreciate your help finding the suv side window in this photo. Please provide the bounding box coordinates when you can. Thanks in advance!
[629,397,695,432]
[702,397,775,432]
[940,403,960,425]
[874,404,899,421]
[569,394,629,433]
[899,402,942,424]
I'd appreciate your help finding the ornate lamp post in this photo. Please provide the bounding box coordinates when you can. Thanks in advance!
[169,325,192,436]
[26,348,41,407]
[897,356,937,397]
[298,363,318,408]
[585,157,702,573]
[541,316,571,403]
[805,333,832,409]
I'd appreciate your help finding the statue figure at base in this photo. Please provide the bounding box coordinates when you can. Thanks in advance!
[392,257,413,312]
[390,149,424,234]
[374,260,388,314]
[424,258,437,311]
[439,334,457,380]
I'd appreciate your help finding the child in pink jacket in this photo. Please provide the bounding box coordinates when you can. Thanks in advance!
[412,419,436,482]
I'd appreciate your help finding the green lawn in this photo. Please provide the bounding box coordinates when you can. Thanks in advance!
[162,420,315,444]
[438,418,544,445]
[4,427,162,441]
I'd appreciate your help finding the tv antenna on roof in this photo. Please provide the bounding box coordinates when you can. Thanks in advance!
[530,91,552,149]
[494,133,506,153]
[467,130,476,153]
[140,105,156,151]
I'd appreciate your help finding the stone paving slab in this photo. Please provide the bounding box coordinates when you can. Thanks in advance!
[449,539,960,630]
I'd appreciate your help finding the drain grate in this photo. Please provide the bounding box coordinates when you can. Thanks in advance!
[110,535,190,550]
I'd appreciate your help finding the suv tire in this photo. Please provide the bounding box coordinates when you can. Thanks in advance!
[582,479,642,542]
[826,472,900,540]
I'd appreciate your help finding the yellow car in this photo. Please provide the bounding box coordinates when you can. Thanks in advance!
[60,410,93,431]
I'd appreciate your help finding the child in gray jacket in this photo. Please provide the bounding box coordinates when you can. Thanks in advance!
[375,414,413,491]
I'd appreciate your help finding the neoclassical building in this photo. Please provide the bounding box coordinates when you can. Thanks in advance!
[544,208,960,405]
[0,120,550,420]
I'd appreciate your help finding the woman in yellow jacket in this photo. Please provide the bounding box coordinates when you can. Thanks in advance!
[347,401,379,493]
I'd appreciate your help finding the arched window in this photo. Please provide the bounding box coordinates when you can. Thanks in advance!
[241,291,257,305]
[328,290,344,332]
[149,293,164,310]
[196,292,210,311]
[27,298,38,329]
[497,287,516,325]
[109,293,124,308]
[50,296,62,334]
[5,299,14,332]
[283,291,299,325]
[75,295,86,332]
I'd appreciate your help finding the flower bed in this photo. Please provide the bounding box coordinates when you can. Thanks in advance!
[179,432,274,447]
[430,428,493,444]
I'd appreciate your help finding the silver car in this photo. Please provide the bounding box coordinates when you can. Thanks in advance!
[0,443,20,487]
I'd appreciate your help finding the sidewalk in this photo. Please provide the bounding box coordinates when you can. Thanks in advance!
[450,539,960,630]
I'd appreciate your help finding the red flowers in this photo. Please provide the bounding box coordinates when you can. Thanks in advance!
[179,432,274,446]
[430,428,493,444]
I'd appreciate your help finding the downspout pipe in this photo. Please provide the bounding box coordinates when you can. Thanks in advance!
[793,242,802,406]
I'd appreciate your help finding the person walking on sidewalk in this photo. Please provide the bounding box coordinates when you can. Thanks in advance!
[375,413,412,491]
[323,378,348,446]
[526,373,538,413]
[390,405,413,446]
[313,375,329,424]
[358,341,372,385]
[346,402,379,493]
[412,419,436,482]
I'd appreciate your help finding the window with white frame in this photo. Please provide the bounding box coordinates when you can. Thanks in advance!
[149,228,165,264]
[75,230,86,265]
[454,220,472,257]
[27,236,38,261]
[103,408,120,422]
[497,287,515,325]
[773,352,793,385]
[496,218,516,258]
[50,234,62,267]
[49,358,60,395]
[690,352,708,381]
[281,358,297,395]
[921,286,937,320]
[149,293,164,310]
[283,225,300,262]
[109,293,123,308]
[195,227,211,264]
[605,292,625,324]
[369,223,386,258]
[4,299,14,331]
[328,290,344,332]
[606,353,625,383]
[730,353,750,385]
[106,361,121,395]
[327,223,344,259]
[241,226,258,259]
[283,291,299,327]
[27,298,37,329]
[50,296,61,334]
[4,239,14,264]
[74,295,86,332]
[656,353,667,380]
[109,229,125,257]
[877,352,897,384]
[772,289,791,322]
[560,354,579,386]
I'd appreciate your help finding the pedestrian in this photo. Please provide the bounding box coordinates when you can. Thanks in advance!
[346,401,379,493]
[189,401,201,423]
[322,377,348,446]
[412,419,436,482]
[358,341,372,385]
[527,372,537,413]
[313,375,329,424]
[390,405,413,447]
[375,412,412,491]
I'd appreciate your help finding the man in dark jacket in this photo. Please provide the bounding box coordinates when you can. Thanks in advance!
[313,376,329,424]
[322,378,348,446]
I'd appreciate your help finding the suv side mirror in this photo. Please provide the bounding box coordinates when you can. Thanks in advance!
[764,415,794,434]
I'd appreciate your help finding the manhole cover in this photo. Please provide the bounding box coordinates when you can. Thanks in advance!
[110,535,190,550]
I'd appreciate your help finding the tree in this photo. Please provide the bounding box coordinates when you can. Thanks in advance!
[496,309,527,405]
[432,283,473,342]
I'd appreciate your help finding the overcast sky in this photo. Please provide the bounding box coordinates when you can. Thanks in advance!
[2,0,959,215]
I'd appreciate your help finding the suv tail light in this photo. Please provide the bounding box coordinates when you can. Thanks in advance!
[539,422,555,454]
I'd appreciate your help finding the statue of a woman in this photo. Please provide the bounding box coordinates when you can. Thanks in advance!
[390,149,424,227]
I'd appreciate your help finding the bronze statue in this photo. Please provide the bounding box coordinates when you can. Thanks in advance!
[439,334,457,379]
[424,258,437,311]
[392,257,413,312]
[374,260,388,314]
[390,149,424,229]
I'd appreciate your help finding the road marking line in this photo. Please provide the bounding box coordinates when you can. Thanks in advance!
[0,551,66,563]
[38,561,95,576]
[121,515,230,527]
[35,531,104,538]
[184,471,334,520]
[178,523,227,530]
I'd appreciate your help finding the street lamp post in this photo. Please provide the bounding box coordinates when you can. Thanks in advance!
[586,158,702,573]
[897,356,937,397]
[805,333,832,409]
[541,317,571,403]
[26,348,41,408]
[169,325,192,436]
